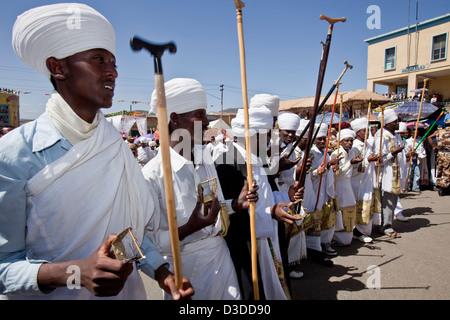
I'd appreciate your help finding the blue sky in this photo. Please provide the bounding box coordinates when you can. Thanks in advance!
[1,0,449,120]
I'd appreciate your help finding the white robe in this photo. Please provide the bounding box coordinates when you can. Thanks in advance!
[331,146,356,245]
[24,114,152,300]
[350,139,374,236]
[142,146,240,300]
[233,142,288,300]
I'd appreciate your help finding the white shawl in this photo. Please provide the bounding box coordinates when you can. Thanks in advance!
[25,112,154,299]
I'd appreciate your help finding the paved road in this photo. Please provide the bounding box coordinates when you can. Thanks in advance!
[141,189,450,300]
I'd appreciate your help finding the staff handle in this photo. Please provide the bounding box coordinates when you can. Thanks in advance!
[234,0,259,300]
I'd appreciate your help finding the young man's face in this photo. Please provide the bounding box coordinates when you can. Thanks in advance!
[341,137,354,152]
[385,120,399,133]
[315,136,327,151]
[171,108,209,146]
[356,128,367,142]
[279,129,297,145]
[61,49,118,110]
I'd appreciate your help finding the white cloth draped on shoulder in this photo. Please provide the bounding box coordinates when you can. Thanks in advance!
[25,111,153,300]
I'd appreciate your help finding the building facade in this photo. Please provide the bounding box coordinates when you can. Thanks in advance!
[365,14,450,103]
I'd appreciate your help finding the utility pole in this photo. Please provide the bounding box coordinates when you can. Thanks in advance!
[220,84,224,120]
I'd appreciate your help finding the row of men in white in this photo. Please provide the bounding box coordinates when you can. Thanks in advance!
[0,2,416,300]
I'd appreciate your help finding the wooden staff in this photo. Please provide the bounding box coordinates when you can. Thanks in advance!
[334,92,346,197]
[404,78,429,191]
[233,0,259,300]
[297,15,346,190]
[356,100,372,201]
[130,36,183,288]
[376,106,385,187]
[314,82,341,212]
[288,61,352,159]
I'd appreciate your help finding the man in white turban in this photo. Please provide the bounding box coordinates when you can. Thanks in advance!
[374,109,405,238]
[1,3,194,300]
[331,128,360,246]
[216,105,304,299]
[276,112,302,192]
[142,78,260,300]
[309,123,339,259]
[349,118,379,243]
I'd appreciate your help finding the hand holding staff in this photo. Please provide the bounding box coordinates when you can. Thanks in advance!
[130,36,183,288]
[233,0,259,300]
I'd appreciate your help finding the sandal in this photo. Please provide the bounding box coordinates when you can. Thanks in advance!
[386,231,401,238]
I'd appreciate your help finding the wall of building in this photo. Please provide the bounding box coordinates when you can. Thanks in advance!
[366,16,450,100]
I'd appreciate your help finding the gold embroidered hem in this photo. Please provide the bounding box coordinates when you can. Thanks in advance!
[321,198,337,230]
[303,210,321,237]
[355,199,372,225]
[340,206,356,232]
[267,238,291,300]
[371,188,381,213]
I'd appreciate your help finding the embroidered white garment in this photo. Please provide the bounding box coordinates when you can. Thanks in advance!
[142,145,240,300]
[25,113,154,299]
[46,92,100,146]
[233,142,287,300]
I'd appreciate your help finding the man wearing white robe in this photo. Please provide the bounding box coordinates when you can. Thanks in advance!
[216,106,304,299]
[0,3,192,300]
[310,123,339,256]
[331,129,358,246]
[374,109,405,238]
[142,78,255,300]
[350,118,378,243]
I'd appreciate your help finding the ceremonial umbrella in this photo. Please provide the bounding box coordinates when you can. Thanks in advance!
[406,121,428,130]
[410,88,429,93]
[314,111,348,125]
[394,101,438,115]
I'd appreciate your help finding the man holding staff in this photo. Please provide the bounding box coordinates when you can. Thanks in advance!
[350,118,379,243]
[0,3,193,299]
[216,106,304,300]
[374,109,405,238]
[142,78,258,300]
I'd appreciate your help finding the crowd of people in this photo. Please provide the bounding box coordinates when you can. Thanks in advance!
[1,3,450,301]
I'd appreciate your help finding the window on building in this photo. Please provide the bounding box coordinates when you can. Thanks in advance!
[384,47,396,71]
[431,33,447,62]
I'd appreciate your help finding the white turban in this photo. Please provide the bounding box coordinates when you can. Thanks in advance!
[232,106,273,137]
[315,123,328,138]
[379,109,398,125]
[297,119,310,136]
[249,94,280,117]
[149,141,156,147]
[351,118,367,133]
[396,122,408,133]
[150,78,207,122]
[277,112,300,131]
[215,134,224,141]
[340,128,356,141]
[12,3,116,79]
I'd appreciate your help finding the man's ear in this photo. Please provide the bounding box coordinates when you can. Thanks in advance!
[46,57,67,81]
[170,112,178,125]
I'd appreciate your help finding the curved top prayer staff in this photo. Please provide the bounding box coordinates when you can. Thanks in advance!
[130,36,177,58]
[319,15,347,25]
[234,0,245,10]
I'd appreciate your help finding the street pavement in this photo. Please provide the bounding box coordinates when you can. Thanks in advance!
[141,189,450,300]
